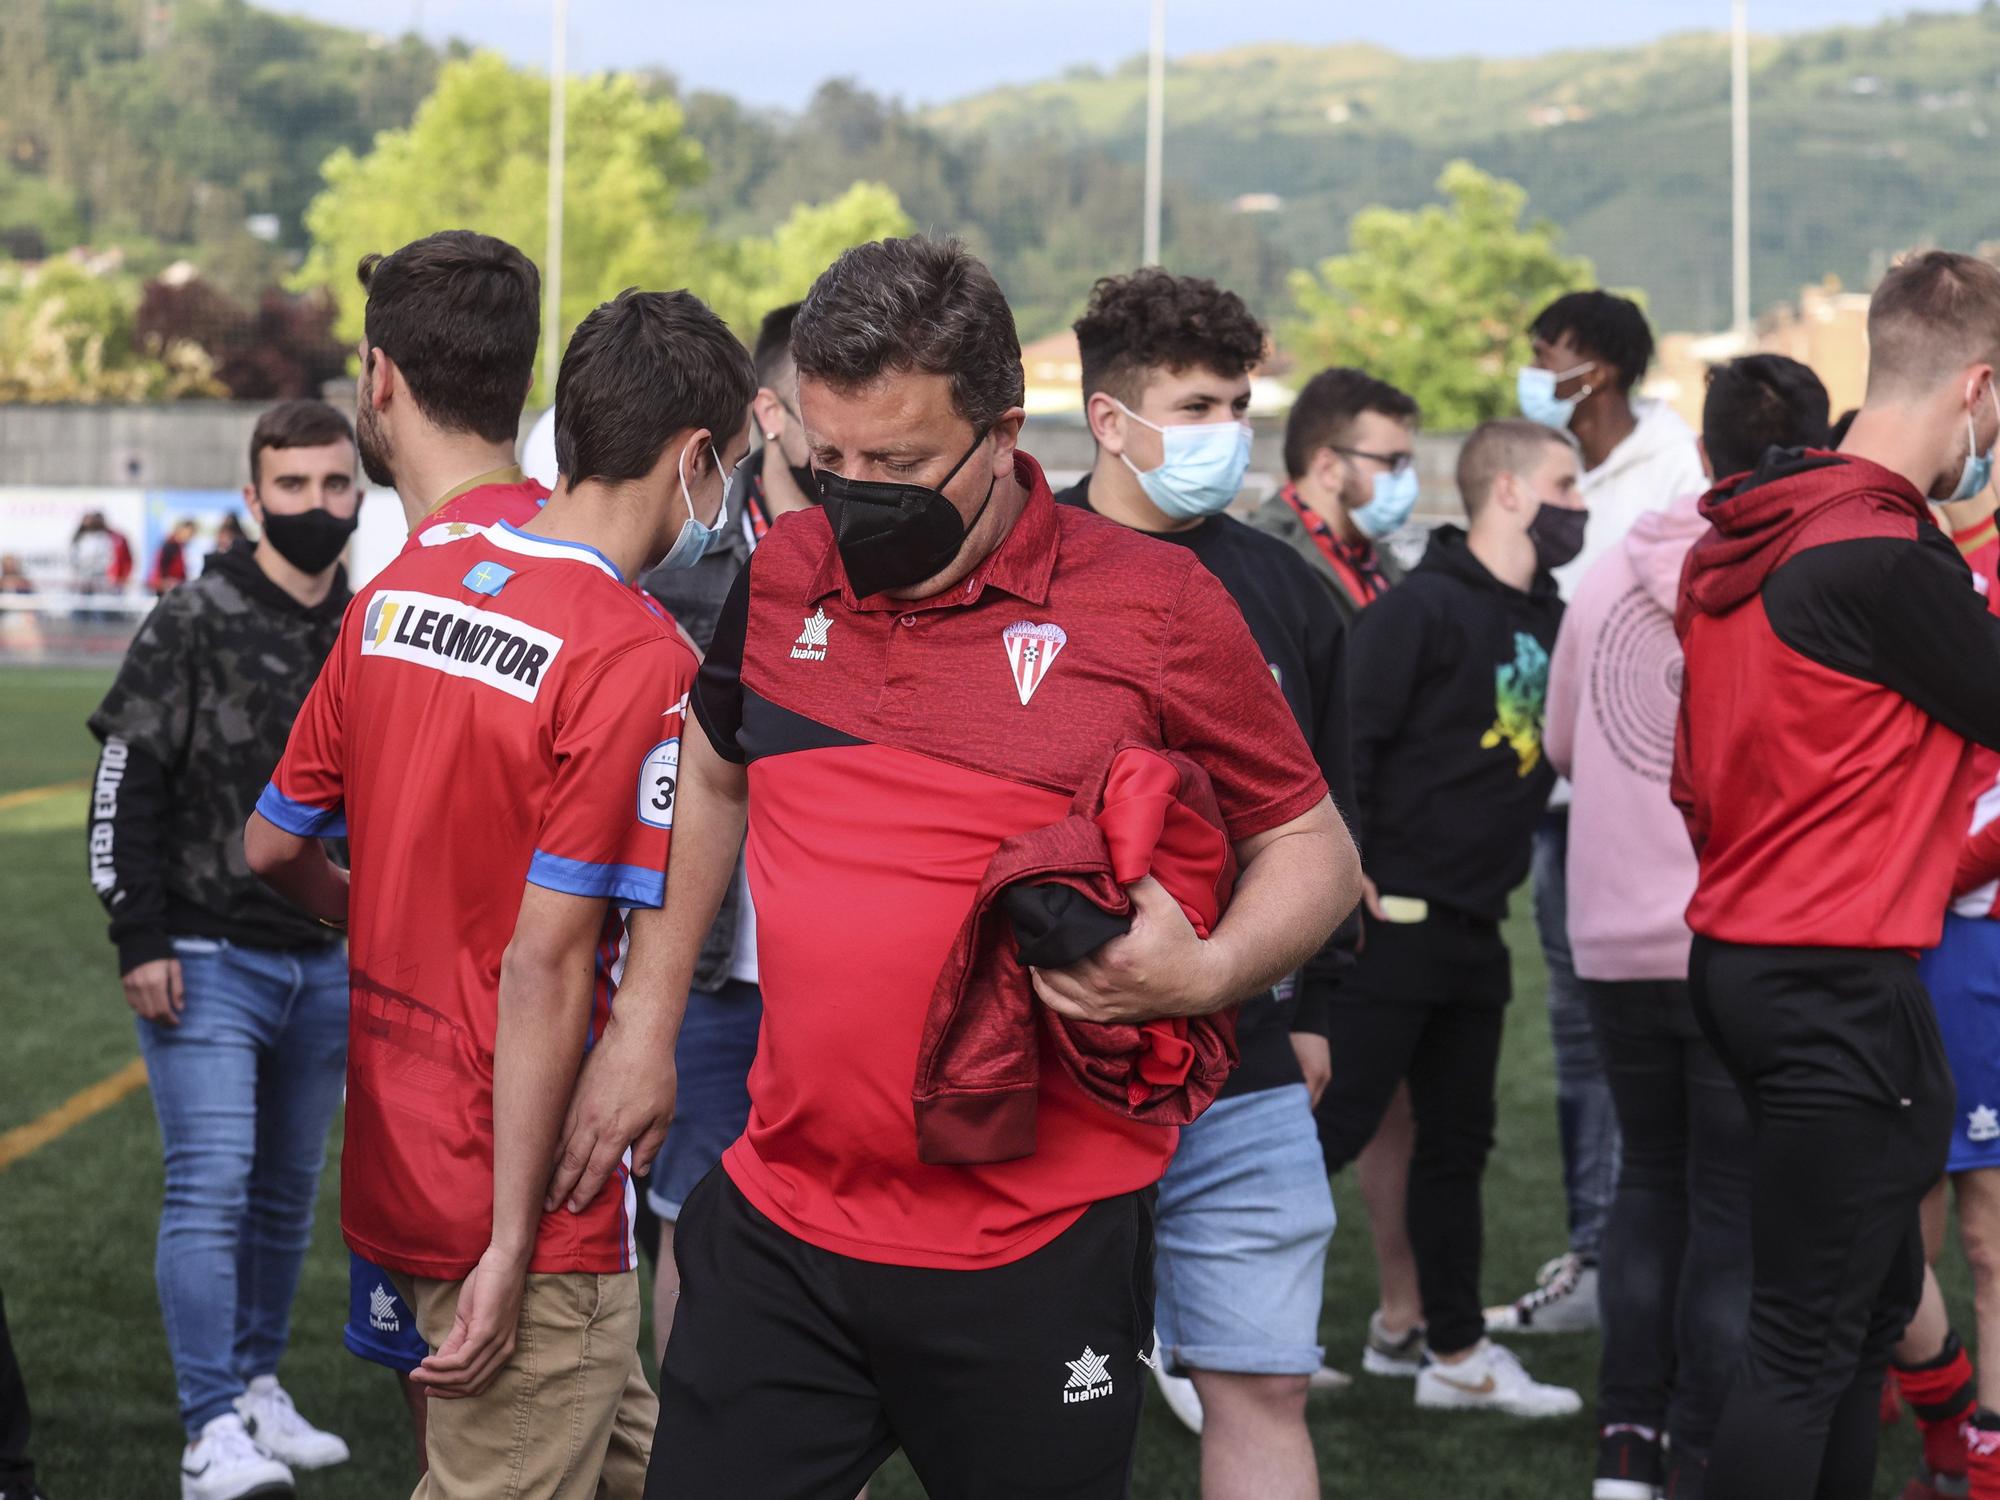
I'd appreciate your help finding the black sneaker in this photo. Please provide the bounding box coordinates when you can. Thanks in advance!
[1593,1424,1663,1500]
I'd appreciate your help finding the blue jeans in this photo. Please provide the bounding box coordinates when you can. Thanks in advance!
[1586,979,1751,1466]
[136,937,348,1435]
[646,981,762,1221]
[1533,813,1621,1259]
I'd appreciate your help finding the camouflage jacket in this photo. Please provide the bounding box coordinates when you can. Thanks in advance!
[88,547,349,973]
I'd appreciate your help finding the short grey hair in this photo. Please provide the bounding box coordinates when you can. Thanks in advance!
[790,235,1025,430]
[1456,419,1578,518]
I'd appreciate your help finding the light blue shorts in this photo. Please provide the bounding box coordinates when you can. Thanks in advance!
[1153,1083,1335,1377]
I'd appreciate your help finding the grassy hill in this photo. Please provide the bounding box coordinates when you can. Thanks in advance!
[6,1,2000,342]
[1,0,443,287]
[925,6,2000,330]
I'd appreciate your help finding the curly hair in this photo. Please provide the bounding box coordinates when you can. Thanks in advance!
[1072,269,1266,406]
[1528,290,1655,393]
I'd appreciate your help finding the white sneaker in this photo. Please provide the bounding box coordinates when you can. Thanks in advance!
[1485,1253,1600,1334]
[1414,1340,1584,1418]
[234,1376,349,1469]
[179,1413,294,1500]
[1148,1353,1205,1434]
[1307,1364,1352,1393]
[1361,1308,1427,1377]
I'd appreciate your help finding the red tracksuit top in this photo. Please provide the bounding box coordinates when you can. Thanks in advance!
[1673,449,2000,951]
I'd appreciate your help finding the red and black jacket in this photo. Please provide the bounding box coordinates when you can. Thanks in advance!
[913,743,1240,1166]
[1673,449,2000,950]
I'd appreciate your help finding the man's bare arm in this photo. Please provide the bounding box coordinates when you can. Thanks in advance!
[543,727,751,1213]
[1032,795,1359,1024]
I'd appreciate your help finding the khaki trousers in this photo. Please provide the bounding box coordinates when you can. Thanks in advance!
[395,1269,656,1500]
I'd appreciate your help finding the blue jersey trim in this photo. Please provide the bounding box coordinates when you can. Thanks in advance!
[494,520,626,583]
[527,849,664,908]
[255,782,347,838]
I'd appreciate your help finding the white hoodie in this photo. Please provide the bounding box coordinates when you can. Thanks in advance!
[1554,398,1706,600]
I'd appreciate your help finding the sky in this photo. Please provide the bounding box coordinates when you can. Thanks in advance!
[269,0,1983,111]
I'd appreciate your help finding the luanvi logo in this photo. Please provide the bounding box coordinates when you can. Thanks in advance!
[792,607,832,662]
[1062,1346,1115,1405]
[368,1283,401,1333]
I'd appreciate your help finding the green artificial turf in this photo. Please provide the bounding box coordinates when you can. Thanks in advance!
[0,665,1950,1498]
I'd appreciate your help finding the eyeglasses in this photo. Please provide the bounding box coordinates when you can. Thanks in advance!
[1331,446,1416,476]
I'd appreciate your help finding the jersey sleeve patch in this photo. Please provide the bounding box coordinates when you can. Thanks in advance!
[255,781,347,838]
[638,739,679,830]
[462,560,516,596]
[526,849,665,908]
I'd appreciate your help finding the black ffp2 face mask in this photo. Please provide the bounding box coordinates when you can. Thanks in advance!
[815,428,996,598]
[1528,501,1588,572]
[260,506,358,575]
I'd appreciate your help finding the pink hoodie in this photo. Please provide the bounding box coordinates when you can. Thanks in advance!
[1546,488,1710,982]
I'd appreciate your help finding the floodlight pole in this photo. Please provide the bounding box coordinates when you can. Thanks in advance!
[1731,0,1750,336]
[1143,0,1165,267]
[544,0,569,397]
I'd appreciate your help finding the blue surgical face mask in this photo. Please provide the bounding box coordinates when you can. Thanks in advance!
[1517,362,1596,432]
[1116,401,1254,520]
[1349,465,1419,540]
[656,440,723,570]
[1949,385,2000,503]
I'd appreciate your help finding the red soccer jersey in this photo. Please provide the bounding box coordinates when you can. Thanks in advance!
[403,477,679,631]
[695,453,1328,1270]
[402,476,550,556]
[259,520,695,1279]
[1952,514,2000,920]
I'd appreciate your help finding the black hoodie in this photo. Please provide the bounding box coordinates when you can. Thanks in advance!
[87,545,350,971]
[1053,475,1354,1097]
[1348,525,1563,922]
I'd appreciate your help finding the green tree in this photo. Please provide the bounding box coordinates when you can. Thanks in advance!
[703,182,913,332]
[1284,162,1596,429]
[295,53,707,400]
[0,260,221,402]
[294,54,912,399]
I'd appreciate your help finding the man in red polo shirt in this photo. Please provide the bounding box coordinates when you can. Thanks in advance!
[636,235,1357,1499]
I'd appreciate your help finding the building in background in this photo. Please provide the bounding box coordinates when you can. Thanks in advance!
[1654,278,1871,428]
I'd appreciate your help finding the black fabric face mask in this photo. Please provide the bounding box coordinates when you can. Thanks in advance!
[260,507,358,574]
[1528,502,1587,572]
[815,428,996,598]
[790,463,820,501]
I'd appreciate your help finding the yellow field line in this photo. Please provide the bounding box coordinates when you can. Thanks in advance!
[0,777,89,814]
[0,1058,149,1172]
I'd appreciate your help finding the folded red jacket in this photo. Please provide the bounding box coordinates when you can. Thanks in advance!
[913,742,1241,1166]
